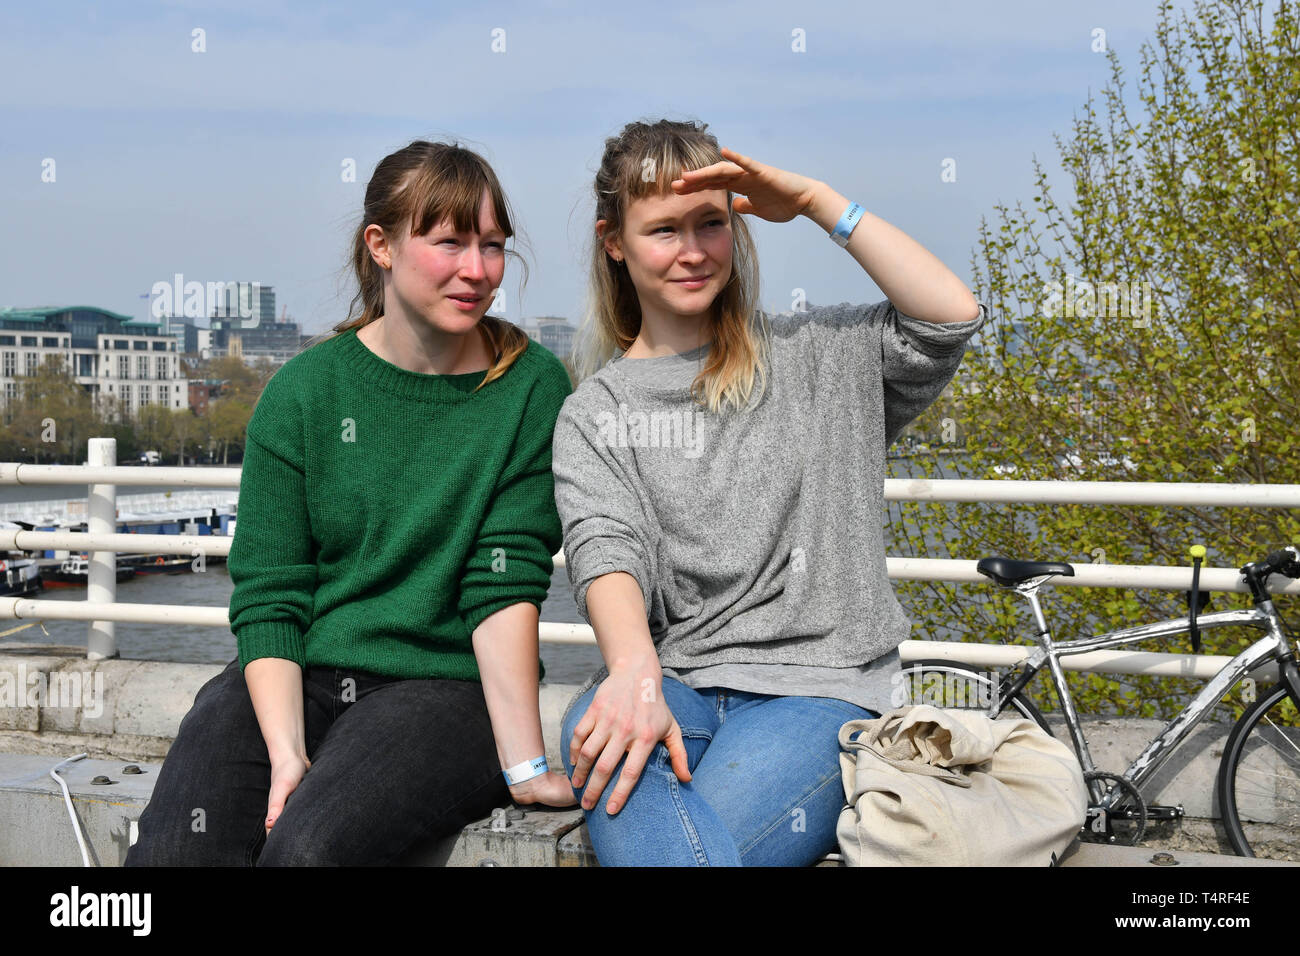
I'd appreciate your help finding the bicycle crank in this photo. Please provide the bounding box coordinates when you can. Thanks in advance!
[1080,771,1147,846]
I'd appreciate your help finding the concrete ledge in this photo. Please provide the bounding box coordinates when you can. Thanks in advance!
[1,649,1297,865]
[4,750,1295,867]
[0,648,580,766]
[0,753,154,866]
[1056,841,1298,867]
[0,646,222,761]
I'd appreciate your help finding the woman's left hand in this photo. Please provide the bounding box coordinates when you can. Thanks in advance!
[508,769,578,808]
[673,147,822,223]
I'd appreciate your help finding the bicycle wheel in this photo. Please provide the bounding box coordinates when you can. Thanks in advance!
[893,660,1053,736]
[1218,682,1300,860]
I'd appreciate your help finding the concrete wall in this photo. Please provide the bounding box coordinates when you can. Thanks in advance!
[0,646,576,765]
[1,647,1294,864]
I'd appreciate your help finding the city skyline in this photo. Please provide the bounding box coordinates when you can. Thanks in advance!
[1,1,1197,335]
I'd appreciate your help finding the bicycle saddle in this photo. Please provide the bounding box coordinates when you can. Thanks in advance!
[976,557,1075,586]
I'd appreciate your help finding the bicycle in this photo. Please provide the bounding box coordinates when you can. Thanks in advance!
[896,544,1300,859]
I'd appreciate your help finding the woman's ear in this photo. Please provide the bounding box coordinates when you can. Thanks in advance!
[364,223,394,270]
[596,219,623,264]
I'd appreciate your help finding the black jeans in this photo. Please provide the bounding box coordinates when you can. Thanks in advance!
[125,659,509,866]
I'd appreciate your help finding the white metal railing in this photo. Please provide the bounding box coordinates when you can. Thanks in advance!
[0,530,230,556]
[886,477,1300,508]
[0,463,240,488]
[0,441,1296,673]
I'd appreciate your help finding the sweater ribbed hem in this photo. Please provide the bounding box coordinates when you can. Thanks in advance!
[303,646,483,681]
[237,620,307,671]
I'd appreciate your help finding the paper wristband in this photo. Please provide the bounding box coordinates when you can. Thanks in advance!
[830,201,865,248]
[503,756,548,786]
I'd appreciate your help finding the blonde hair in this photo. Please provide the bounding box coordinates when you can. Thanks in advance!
[573,119,770,413]
[320,140,530,389]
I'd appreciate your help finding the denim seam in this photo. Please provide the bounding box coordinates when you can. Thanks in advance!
[665,771,711,866]
[738,767,844,862]
[651,732,715,866]
[676,725,713,741]
[245,818,267,866]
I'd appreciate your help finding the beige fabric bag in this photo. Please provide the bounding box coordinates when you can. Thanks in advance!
[836,705,1087,866]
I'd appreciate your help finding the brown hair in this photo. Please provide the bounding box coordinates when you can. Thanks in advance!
[324,140,530,390]
[573,119,770,413]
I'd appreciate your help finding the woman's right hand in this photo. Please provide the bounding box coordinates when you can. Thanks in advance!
[568,661,691,815]
[265,752,311,833]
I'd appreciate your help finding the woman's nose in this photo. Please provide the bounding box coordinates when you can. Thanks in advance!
[678,236,707,263]
[459,245,487,279]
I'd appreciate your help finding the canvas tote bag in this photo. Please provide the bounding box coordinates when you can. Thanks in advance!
[836,705,1087,866]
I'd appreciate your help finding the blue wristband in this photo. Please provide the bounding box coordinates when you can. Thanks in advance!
[503,756,548,786]
[830,201,865,248]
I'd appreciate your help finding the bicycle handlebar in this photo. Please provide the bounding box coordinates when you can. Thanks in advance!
[1261,547,1300,578]
[1239,545,1300,602]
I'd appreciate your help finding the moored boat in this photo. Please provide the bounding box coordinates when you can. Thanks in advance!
[0,555,43,596]
[41,556,137,588]
[116,554,196,575]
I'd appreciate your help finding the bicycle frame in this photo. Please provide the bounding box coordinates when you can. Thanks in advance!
[992,584,1294,809]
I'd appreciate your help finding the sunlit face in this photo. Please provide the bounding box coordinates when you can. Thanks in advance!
[385,188,506,334]
[603,188,733,324]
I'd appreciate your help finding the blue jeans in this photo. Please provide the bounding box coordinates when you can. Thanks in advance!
[560,677,876,866]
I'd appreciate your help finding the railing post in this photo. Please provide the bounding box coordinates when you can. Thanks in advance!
[86,437,117,660]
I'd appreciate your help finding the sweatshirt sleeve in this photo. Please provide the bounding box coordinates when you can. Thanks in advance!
[551,392,658,625]
[228,373,317,671]
[880,300,987,447]
[457,364,572,636]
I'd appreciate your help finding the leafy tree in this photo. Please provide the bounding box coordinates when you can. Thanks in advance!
[135,403,174,456]
[3,356,97,463]
[890,0,1300,719]
[169,407,203,464]
[195,355,270,404]
[208,396,253,464]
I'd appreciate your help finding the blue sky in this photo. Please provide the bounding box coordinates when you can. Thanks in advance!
[1,0,1196,335]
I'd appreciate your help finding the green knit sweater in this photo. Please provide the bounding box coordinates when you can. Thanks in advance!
[227,326,572,681]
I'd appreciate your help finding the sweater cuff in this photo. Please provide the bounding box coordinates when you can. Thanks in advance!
[571,541,653,625]
[892,301,987,355]
[462,596,544,638]
[237,620,307,671]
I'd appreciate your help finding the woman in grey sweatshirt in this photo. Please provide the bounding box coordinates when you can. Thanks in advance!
[554,118,986,866]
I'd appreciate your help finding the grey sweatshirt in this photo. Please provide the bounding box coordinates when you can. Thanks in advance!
[551,299,986,710]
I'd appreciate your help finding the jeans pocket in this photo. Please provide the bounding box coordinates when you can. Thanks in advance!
[654,724,712,773]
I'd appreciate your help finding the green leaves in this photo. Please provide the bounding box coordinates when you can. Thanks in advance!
[891,0,1298,720]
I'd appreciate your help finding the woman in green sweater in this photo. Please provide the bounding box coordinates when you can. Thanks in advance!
[127,141,575,866]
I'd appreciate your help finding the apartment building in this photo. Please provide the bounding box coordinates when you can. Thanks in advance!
[0,306,187,418]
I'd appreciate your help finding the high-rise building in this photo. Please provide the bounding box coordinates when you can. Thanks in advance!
[211,282,276,327]
[161,317,202,354]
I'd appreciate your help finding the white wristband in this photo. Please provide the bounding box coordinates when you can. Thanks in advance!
[503,756,548,786]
